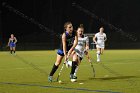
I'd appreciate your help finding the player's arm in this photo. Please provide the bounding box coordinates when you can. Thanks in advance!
[7,38,10,46]
[67,32,78,57]
[14,37,17,44]
[84,49,91,63]
[93,35,97,44]
[62,33,69,62]
[84,37,90,56]
[85,36,89,51]
[62,33,67,57]
[84,36,91,62]
[104,34,107,42]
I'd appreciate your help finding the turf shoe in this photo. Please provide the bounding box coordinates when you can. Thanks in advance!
[97,59,100,62]
[70,74,77,82]
[48,76,53,82]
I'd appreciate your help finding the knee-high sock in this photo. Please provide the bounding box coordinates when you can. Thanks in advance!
[74,66,79,76]
[49,64,58,76]
[97,51,100,60]
[70,61,78,75]
[10,50,13,54]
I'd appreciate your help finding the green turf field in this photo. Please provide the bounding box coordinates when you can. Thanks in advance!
[0,50,140,93]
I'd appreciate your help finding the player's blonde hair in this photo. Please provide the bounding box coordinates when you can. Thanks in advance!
[78,24,84,31]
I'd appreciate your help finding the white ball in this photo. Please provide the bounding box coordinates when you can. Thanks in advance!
[104,75,109,77]
[58,80,62,83]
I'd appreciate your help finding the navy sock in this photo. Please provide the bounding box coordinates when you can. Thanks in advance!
[10,50,13,54]
[49,64,58,76]
[71,61,78,75]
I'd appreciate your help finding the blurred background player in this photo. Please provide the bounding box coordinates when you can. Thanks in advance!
[66,24,91,79]
[7,34,17,55]
[93,27,107,62]
[48,21,78,82]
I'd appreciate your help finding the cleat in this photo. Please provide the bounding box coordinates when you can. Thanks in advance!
[70,74,77,82]
[48,76,53,82]
[97,59,100,62]
[71,79,77,82]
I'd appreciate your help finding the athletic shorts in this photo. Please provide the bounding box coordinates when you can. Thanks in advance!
[57,49,64,56]
[96,43,105,49]
[9,43,16,47]
[74,49,84,58]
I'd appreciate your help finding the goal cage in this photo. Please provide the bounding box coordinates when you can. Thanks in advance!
[84,33,95,50]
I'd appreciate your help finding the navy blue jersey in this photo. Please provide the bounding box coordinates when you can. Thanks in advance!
[60,31,76,52]
[9,37,16,43]
[9,37,17,47]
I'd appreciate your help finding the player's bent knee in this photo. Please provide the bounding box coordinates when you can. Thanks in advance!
[55,61,61,66]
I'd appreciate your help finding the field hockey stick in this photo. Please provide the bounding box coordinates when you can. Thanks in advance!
[3,45,10,53]
[4,45,9,49]
[56,61,67,81]
[90,62,96,77]
[85,51,96,77]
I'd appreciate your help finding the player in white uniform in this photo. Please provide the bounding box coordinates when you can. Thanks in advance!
[66,24,91,80]
[93,27,107,62]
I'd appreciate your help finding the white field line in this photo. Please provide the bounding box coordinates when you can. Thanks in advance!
[0,67,47,70]
[113,62,134,65]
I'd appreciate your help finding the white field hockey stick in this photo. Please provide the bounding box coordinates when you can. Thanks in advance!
[56,60,68,82]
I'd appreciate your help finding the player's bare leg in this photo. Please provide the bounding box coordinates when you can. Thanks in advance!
[100,48,104,55]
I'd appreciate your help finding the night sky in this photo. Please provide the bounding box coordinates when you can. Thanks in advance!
[1,0,140,49]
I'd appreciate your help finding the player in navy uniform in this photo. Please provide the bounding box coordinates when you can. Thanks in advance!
[7,34,17,54]
[48,22,78,82]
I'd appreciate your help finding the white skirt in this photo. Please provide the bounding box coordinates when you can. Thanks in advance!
[96,43,105,49]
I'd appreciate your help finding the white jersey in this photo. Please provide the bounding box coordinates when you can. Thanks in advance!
[95,32,106,48]
[74,36,89,58]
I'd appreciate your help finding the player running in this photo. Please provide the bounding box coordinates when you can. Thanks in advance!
[48,22,78,82]
[93,27,107,62]
[7,34,17,55]
[66,24,91,79]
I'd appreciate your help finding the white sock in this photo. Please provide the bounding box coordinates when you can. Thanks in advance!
[96,51,100,61]
[74,66,79,76]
